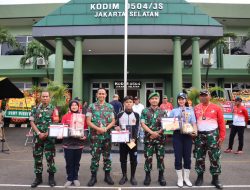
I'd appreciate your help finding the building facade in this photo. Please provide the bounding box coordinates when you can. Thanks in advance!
[0,0,249,106]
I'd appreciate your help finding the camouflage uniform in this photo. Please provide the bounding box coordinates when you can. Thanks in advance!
[29,103,56,174]
[141,107,166,172]
[193,130,221,175]
[86,101,114,172]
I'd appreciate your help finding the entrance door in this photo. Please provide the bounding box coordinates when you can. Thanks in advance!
[116,90,139,103]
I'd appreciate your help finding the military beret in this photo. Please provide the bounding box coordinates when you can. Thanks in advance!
[148,92,160,100]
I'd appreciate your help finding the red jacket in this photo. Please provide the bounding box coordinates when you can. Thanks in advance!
[61,112,87,129]
[194,103,226,141]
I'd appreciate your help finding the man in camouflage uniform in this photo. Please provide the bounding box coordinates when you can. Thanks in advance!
[29,90,58,188]
[194,89,226,189]
[141,92,166,186]
[86,88,115,186]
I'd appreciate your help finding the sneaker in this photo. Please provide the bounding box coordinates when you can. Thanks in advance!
[234,150,243,154]
[73,180,80,186]
[64,181,72,187]
[224,149,232,153]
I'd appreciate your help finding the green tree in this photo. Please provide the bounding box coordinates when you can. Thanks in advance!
[20,40,52,79]
[0,26,19,52]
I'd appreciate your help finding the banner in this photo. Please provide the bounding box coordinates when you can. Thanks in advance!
[5,97,36,118]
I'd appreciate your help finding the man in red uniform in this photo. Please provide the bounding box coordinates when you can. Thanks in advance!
[193,89,226,189]
[224,97,248,154]
[160,95,173,116]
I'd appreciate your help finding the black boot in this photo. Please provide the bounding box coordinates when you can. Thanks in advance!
[158,170,167,186]
[104,171,114,185]
[31,173,43,188]
[195,173,204,186]
[144,171,151,186]
[119,163,128,185]
[48,173,56,187]
[211,175,223,189]
[87,172,97,186]
[130,163,137,185]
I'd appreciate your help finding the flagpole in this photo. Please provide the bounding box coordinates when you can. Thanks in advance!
[124,0,128,97]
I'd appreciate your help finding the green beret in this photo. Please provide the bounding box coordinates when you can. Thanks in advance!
[163,95,168,99]
[148,92,160,100]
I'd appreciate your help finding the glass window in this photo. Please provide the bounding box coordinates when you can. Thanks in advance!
[13,83,24,90]
[146,83,154,88]
[183,83,192,88]
[155,83,163,88]
[92,83,100,88]
[101,83,109,88]
[224,83,231,88]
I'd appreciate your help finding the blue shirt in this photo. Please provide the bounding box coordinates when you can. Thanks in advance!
[169,107,196,126]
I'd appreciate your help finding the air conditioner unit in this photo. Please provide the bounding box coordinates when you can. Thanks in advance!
[202,57,213,66]
[184,60,192,66]
[36,57,47,66]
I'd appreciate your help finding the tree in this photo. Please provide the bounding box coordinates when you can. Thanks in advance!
[20,40,52,79]
[0,26,19,52]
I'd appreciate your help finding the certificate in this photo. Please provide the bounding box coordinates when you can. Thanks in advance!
[161,118,180,131]
[111,131,130,143]
[48,124,69,137]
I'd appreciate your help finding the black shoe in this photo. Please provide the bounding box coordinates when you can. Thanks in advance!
[195,173,203,186]
[48,173,56,187]
[211,175,223,189]
[144,172,151,186]
[31,173,43,188]
[119,175,128,185]
[87,172,97,186]
[158,170,166,186]
[104,171,114,185]
[130,163,137,185]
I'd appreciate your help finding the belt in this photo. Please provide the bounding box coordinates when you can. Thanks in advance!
[198,129,216,135]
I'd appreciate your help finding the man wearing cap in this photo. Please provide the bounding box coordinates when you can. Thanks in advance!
[224,97,248,154]
[132,97,145,143]
[193,89,226,189]
[141,92,166,186]
[160,95,173,116]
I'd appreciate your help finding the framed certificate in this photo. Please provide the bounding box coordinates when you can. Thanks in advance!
[48,124,69,137]
[111,131,130,143]
[161,118,180,131]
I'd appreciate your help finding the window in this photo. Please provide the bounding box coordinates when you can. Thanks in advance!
[13,82,32,90]
[1,36,33,55]
[145,82,164,107]
[91,82,110,103]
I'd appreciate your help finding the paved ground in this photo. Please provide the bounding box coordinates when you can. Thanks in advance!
[0,127,250,190]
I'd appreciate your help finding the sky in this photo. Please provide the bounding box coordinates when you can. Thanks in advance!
[0,0,250,4]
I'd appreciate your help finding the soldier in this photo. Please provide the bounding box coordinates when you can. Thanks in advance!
[29,90,59,188]
[141,92,166,186]
[193,89,226,189]
[86,88,115,186]
[115,96,139,185]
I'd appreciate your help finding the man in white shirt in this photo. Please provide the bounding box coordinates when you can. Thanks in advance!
[132,97,144,142]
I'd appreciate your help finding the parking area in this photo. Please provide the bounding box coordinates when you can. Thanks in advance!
[0,127,250,190]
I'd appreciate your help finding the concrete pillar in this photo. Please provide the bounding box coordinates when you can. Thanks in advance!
[172,37,182,106]
[72,37,83,100]
[192,37,201,90]
[54,37,63,85]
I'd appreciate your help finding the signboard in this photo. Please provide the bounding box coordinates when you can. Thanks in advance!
[114,81,141,89]
[5,97,36,118]
[5,110,31,118]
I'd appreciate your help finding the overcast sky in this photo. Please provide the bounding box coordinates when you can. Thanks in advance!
[0,0,249,4]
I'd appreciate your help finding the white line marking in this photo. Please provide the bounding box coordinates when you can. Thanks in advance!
[1,184,250,189]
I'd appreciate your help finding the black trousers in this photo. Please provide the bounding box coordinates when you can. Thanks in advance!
[173,131,193,170]
[119,143,137,165]
[228,125,245,151]
[64,148,83,181]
